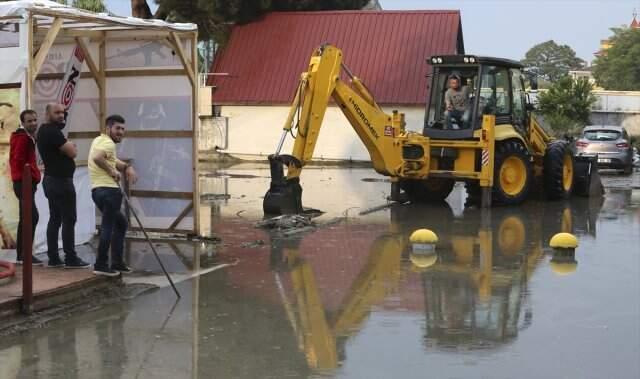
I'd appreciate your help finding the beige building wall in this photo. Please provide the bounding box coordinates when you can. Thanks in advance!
[219,105,425,161]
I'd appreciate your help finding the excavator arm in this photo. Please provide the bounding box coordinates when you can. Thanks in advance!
[264,45,412,214]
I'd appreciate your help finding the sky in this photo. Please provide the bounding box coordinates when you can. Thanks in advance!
[103,0,639,64]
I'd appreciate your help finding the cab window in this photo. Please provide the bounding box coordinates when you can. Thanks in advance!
[511,69,526,125]
[479,66,511,116]
[426,68,479,127]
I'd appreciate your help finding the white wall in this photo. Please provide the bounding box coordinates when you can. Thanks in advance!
[219,105,425,161]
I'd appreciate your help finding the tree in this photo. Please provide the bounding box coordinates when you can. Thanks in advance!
[130,0,370,42]
[521,40,585,83]
[537,77,596,135]
[52,0,107,12]
[593,27,640,90]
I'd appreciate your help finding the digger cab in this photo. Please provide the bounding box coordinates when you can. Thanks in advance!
[423,55,531,140]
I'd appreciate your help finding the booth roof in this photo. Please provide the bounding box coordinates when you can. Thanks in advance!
[0,0,197,31]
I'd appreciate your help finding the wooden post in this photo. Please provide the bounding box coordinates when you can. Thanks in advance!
[169,32,196,88]
[98,32,106,132]
[191,32,200,236]
[26,14,34,108]
[21,165,33,315]
[31,17,63,79]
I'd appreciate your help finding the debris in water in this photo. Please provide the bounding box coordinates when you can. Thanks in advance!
[240,240,266,248]
[256,214,314,230]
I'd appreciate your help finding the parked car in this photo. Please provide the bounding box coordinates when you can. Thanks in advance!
[575,125,634,175]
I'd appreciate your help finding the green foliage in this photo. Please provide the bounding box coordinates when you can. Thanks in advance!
[593,28,640,90]
[521,40,585,83]
[153,0,370,43]
[73,0,107,12]
[51,0,107,12]
[537,77,596,135]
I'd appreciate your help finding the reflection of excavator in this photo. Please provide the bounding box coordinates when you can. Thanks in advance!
[269,232,405,369]
[270,199,601,368]
[264,45,602,215]
[401,199,600,349]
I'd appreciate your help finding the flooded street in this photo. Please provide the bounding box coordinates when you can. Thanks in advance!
[1,164,639,379]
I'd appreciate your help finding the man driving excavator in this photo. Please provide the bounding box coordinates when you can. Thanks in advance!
[444,73,471,129]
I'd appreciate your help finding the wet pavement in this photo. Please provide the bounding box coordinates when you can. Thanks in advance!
[0,165,639,378]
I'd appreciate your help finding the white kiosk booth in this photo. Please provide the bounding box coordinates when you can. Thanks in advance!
[0,0,200,253]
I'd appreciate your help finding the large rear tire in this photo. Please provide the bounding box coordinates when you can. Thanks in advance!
[544,140,575,200]
[493,140,532,205]
[402,178,455,203]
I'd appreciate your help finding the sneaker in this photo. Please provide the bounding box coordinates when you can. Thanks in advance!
[111,263,133,274]
[93,266,121,277]
[64,256,91,269]
[48,256,65,268]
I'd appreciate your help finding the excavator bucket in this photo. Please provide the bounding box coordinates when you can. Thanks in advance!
[263,154,304,215]
[573,154,604,197]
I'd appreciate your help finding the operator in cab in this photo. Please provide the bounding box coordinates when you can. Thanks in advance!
[444,73,471,129]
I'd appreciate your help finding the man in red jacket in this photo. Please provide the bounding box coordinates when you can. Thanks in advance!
[9,109,43,265]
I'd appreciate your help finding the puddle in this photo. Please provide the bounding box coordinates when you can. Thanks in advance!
[0,165,638,378]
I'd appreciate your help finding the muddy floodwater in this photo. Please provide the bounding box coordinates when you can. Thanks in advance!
[1,164,639,379]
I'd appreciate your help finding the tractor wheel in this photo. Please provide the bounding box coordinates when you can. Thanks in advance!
[402,178,455,203]
[544,140,575,200]
[493,140,532,205]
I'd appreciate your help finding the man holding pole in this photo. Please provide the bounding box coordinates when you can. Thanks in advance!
[88,114,137,277]
[9,110,42,265]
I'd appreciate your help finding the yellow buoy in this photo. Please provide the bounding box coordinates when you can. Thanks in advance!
[549,232,578,249]
[410,229,438,244]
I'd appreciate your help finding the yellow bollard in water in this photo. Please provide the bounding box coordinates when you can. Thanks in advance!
[549,232,578,276]
[409,229,438,271]
[549,232,578,249]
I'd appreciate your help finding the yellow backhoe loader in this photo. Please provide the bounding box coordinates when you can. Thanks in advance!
[263,45,602,215]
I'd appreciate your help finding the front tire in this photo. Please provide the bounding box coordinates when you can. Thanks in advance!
[544,140,575,200]
[493,140,532,205]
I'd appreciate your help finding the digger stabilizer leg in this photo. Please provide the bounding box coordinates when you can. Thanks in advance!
[573,154,604,197]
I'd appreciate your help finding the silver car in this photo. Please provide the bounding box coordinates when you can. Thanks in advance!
[575,125,634,174]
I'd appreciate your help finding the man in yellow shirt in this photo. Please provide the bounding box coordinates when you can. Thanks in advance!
[88,114,137,276]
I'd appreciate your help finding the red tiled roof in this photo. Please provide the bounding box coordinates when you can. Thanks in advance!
[210,10,464,106]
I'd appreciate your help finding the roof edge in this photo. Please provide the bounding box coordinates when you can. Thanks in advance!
[265,10,461,16]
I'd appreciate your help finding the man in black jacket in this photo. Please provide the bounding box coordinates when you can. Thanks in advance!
[36,103,90,268]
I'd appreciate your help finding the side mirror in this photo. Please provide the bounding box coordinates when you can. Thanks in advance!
[529,76,538,90]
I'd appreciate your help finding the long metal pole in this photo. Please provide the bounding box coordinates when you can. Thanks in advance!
[117,183,180,298]
[21,164,33,315]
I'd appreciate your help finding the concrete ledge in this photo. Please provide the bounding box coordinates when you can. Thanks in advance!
[0,266,122,320]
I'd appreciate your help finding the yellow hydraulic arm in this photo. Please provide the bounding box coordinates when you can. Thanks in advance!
[274,44,407,178]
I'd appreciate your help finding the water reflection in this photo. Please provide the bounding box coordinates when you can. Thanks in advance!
[2,175,637,379]
[400,199,601,351]
[257,197,605,371]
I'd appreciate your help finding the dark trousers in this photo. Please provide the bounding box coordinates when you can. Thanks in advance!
[42,176,77,259]
[92,187,127,268]
[12,181,39,260]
